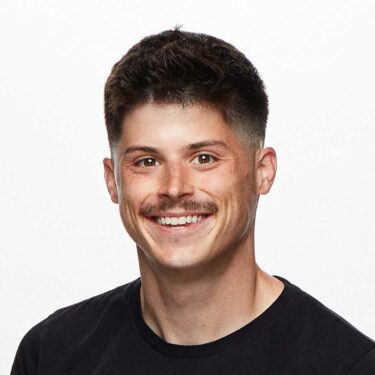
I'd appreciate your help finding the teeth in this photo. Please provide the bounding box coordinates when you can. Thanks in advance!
[178,216,187,225]
[171,217,179,225]
[155,215,206,226]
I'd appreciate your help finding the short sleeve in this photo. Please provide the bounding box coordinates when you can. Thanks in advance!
[346,346,375,374]
[10,325,40,375]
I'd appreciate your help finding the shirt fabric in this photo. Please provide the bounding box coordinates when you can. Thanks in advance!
[11,276,375,374]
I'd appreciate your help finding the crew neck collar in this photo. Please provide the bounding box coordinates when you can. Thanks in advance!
[128,275,299,358]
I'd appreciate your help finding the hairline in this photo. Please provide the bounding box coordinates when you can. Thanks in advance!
[109,99,264,161]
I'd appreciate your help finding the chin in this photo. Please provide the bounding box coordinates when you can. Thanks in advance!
[145,242,213,272]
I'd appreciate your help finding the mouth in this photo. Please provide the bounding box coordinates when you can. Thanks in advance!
[145,213,213,232]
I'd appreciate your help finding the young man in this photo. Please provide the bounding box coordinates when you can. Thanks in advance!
[12,29,375,374]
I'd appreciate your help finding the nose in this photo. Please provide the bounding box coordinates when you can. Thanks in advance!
[158,162,194,200]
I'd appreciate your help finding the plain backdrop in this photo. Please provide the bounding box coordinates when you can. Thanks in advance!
[1,0,374,372]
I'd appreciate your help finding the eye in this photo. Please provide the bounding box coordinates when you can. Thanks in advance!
[135,157,160,167]
[192,154,217,165]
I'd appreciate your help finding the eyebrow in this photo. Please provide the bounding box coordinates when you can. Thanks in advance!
[123,140,229,157]
[123,146,158,156]
[187,140,229,150]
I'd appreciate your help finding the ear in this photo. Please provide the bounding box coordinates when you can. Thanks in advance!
[103,157,119,204]
[255,147,277,195]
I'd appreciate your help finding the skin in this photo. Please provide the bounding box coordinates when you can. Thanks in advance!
[103,102,284,345]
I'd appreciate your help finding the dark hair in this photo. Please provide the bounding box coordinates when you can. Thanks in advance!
[104,28,268,154]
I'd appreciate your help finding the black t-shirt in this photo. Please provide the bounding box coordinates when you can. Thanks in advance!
[11,276,375,374]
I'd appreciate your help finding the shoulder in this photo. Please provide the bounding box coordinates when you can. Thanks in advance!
[346,346,375,374]
[277,276,375,373]
[11,279,139,374]
[39,279,136,334]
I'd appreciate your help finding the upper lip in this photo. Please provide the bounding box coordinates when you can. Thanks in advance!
[148,212,212,218]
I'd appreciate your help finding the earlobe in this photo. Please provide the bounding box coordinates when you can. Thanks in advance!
[103,157,119,204]
[256,147,277,195]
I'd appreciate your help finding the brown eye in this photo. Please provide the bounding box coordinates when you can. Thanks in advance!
[193,154,216,165]
[136,157,159,167]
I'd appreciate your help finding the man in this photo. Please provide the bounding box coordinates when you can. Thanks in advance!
[11,28,375,374]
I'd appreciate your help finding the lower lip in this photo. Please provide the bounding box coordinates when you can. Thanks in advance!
[146,215,214,234]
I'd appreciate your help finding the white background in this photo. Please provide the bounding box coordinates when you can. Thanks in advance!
[1,0,374,372]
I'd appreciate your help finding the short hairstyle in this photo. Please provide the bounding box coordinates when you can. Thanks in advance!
[104,28,268,155]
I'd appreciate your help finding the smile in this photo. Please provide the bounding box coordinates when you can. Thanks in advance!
[145,212,213,232]
[154,215,207,226]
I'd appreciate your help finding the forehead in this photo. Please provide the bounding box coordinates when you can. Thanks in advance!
[119,102,245,152]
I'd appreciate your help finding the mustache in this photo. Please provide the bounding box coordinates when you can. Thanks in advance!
[140,199,218,217]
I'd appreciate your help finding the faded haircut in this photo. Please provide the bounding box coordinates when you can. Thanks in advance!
[104,28,268,155]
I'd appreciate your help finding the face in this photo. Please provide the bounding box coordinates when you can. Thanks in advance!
[104,103,276,272]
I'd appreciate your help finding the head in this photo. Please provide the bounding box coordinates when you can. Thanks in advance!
[104,27,268,158]
[103,29,276,275]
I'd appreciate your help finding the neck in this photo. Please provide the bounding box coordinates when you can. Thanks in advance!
[136,238,284,345]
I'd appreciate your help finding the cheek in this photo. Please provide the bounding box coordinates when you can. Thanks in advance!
[200,164,255,200]
[117,173,157,232]
[202,167,257,234]
[118,170,156,203]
